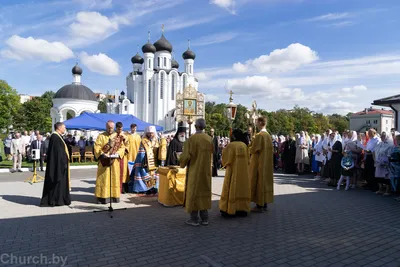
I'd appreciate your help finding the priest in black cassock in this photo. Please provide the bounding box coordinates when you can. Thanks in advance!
[166,127,186,166]
[210,128,219,177]
[40,122,71,206]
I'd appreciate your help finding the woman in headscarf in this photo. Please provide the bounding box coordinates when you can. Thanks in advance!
[295,132,309,175]
[328,131,343,186]
[374,131,394,196]
[313,134,325,178]
[345,131,363,188]
[278,135,285,170]
[322,130,333,179]
[311,134,320,175]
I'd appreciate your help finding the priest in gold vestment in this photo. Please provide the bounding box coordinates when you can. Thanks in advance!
[250,116,274,212]
[129,126,167,195]
[219,129,251,218]
[180,118,213,226]
[122,123,141,193]
[94,121,126,204]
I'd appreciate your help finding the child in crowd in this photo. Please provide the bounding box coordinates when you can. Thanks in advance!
[337,151,354,191]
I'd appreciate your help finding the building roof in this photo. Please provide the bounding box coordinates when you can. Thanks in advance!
[352,108,394,116]
[372,94,400,106]
[54,84,97,101]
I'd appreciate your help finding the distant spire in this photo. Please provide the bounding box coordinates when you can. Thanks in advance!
[162,24,164,34]
[188,38,191,49]
[148,31,150,42]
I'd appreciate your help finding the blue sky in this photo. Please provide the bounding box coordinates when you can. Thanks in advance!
[1,0,400,115]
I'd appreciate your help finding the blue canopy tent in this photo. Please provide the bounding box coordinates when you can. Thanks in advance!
[63,112,163,132]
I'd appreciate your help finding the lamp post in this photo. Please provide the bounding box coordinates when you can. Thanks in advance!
[225,90,237,137]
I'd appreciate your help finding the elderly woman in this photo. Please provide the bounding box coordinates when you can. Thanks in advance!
[345,131,363,188]
[374,131,394,196]
[327,132,343,186]
[295,131,309,175]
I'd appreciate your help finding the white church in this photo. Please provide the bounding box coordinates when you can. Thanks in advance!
[51,31,200,133]
[107,31,199,132]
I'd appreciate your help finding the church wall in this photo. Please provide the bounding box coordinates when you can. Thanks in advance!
[154,51,171,70]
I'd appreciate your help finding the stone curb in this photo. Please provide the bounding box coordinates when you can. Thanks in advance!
[0,165,97,173]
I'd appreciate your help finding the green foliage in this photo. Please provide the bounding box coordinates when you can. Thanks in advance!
[15,91,54,133]
[0,80,21,132]
[204,101,350,136]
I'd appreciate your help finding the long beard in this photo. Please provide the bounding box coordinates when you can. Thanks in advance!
[178,136,186,143]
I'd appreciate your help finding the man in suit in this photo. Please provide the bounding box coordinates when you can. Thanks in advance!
[30,134,46,171]
[10,132,25,173]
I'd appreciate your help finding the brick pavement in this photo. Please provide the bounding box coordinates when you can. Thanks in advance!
[0,172,400,266]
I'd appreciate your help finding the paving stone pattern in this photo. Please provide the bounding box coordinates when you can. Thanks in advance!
[1,172,400,266]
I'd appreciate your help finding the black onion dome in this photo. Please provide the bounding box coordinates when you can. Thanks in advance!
[154,34,173,53]
[54,84,96,101]
[120,91,125,95]
[171,58,179,69]
[142,41,156,53]
[72,64,83,75]
[182,48,196,60]
[131,53,143,64]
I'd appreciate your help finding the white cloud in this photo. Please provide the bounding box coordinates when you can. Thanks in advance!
[73,0,113,9]
[196,72,210,81]
[233,43,318,73]
[205,94,219,102]
[80,52,120,76]
[306,12,352,22]
[193,32,239,46]
[210,0,236,14]
[0,35,74,62]
[157,16,218,31]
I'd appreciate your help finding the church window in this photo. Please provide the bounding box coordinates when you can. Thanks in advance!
[171,75,175,100]
[160,73,164,99]
[148,79,151,104]
[164,57,166,67]
[190,65,192,74]
[158,57,160,67]
[124,106,128,112]
[183,75,187,88]
[148,59,151,69]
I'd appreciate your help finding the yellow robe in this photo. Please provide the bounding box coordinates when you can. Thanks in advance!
[94,132,126,199]
[125,133,141,183]
[249,131,274,206]
[180,133,213,213]
[219,141,251,215]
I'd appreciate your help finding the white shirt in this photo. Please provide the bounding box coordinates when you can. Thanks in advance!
[30,134,37,143]
[365,136,380,152]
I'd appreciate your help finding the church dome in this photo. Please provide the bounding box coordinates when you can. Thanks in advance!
[171,58,179,69]
[182,48,196,60]
[154,34,173,53]
[131,53,143,64]
[54,84,97,101]
[142,41,156,54]
[72,63,83,75]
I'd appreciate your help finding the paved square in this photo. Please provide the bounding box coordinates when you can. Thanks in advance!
[0,170,400,267]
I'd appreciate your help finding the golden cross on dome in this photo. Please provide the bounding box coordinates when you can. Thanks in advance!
[148,31,150,42]
[188,39,191,49]
[229,90,233,102]
[162,24,164,34]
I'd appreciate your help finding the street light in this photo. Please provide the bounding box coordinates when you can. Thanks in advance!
[225,90,237,136]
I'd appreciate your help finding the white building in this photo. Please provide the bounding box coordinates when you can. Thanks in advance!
[19,94,33,104]
[107,32,199,132]
[50,64,99,130]
[349,107,395,133]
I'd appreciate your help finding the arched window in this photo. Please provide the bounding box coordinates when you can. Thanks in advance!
[171,74,175,100]
[148,59,151,69]
[157,57,160,67]
[160,72,164,99]
[148,79,151,104]
[164,57,166,67]
[190,65,192,74]
[183,75,187,88]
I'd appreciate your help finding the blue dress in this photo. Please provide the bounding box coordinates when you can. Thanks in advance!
[311,142,319,172]
[389,146,400,191]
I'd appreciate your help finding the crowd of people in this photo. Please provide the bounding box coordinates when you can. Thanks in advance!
[270,128,400,200]
[38,116,275,227]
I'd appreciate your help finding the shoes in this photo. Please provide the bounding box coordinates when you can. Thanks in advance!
[351,184,356,189]
[375,191,383,195]
[251,207,263,213]
[383,193,391,197]
[336,187,340,190]
[17,169,23,172]
[185,220,199,226]
[10,169,16,173]
[200,221,209,226]
[40,168,44,172]
[345,187,349,191]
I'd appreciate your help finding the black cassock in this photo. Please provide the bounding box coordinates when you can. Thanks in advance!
[212,136,219,177]
[40,133,71,206]
[166,137,183,166]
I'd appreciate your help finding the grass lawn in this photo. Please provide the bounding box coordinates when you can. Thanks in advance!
[0,142,97,169]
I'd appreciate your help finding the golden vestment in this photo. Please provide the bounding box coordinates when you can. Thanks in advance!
[125,133,141,181]
[249,131,274,206]
[219,141,251,215]
[180,133,213,213]
[94,132,125,199]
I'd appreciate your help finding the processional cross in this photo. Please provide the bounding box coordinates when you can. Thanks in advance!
[229,90,234,102]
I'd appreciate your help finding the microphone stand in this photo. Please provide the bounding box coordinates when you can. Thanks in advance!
[94,154,127,218]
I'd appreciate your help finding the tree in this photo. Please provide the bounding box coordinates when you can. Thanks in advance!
[0,80,21,132]
[98,98,107,113]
